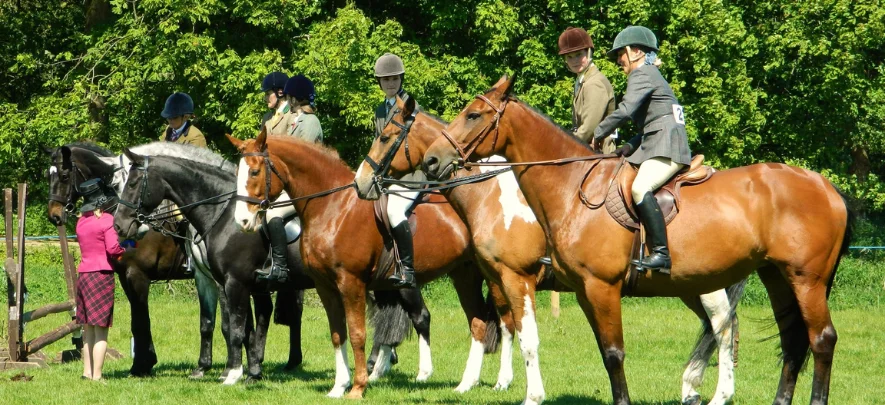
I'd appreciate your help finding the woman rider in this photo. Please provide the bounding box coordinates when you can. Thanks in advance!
[260,71,290,134]
[159,92,206,147]
[592,26,692,273]
[373,52,419,288]
[254,74,323,282]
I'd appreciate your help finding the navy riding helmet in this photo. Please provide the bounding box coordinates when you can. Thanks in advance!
[283,75,316,105]
[261,72,289,92]
[161,92,194,119]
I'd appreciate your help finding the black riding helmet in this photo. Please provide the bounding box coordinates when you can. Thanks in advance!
[161,92,194,119]
[261,72,289,92]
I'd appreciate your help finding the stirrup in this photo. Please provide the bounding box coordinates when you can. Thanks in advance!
[256,266,289,283]
[388,268,416,288]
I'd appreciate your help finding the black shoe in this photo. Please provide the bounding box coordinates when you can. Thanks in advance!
[631,192,672,274]
[256,217,290,283]
[389,222,417,288]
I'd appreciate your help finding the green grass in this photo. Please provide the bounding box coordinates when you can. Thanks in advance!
[1,287,885,404]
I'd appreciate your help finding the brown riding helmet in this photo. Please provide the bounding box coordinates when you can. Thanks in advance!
[558,27,594,55]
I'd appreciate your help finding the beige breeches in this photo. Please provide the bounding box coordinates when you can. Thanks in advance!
[631,157,685,202]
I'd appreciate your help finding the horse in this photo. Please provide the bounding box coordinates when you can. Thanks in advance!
[422,75,853,405]
[45,143,231,377]
[228,132,503,399]
[354,95,746,405]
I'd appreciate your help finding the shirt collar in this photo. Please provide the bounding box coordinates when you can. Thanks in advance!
[172,121,188,136]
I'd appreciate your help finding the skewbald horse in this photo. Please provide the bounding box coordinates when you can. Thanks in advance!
[354,95,745,405]
[228,132,501,399]
[423,75,853,405]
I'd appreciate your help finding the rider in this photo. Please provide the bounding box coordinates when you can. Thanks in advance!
[160,92,207,147]
[373,52,419,288]
[253,74,324,283]
[261,71,290,134]
[558,27,616,152]
[592,26,692,273]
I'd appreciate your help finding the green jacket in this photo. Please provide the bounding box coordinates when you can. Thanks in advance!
[289,112,323,144]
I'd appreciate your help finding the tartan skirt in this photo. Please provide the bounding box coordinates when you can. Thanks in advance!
[76,270,115,327]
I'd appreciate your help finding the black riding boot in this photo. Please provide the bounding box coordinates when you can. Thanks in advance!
[389,222,417,288]
[256,217,290,283]
[632,192,672,274]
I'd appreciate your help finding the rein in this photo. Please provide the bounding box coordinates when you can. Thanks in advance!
[440,95,507,166]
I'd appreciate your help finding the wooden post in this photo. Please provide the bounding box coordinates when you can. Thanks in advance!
[57,224,77,302]
[24,320,80,355]
[23,302,75,323]
[550,291,560,319]
[13,184,27,361]
[5,188,18,361]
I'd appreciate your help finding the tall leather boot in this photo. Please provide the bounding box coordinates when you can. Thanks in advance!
[389,222,417,288]
[256,217,290,283]
[631,192,672,274]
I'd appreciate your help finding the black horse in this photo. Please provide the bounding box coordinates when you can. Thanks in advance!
[112,143,428,382]
[45,143,300,377]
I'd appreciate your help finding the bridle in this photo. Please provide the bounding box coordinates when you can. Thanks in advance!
[117,156,153,224]
[440,94,509,168]
[49,158,118,220]
[237,150,289,212]
[362,107,418,194]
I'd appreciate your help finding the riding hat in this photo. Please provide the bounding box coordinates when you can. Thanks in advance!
[283,75,316,104]
[558,27,594,55]
[161,92,195,119]
[374,53,405,77]
[261,72,289,92]
[606,26,659,61]
[79,178,114,213]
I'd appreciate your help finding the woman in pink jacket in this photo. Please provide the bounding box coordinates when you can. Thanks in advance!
[75,178,124,381]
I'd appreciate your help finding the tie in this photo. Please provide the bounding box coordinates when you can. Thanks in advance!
[573,78,582,98]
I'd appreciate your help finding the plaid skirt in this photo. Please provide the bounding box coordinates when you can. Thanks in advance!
[76,270,115,327]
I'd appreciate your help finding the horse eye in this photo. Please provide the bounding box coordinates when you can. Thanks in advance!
[379,135,390,143]
[467,112,481,120]
[250,169,260,177]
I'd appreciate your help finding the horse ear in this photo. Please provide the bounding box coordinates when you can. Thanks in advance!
[123,148,145,166]
[402,96,416,119]
[499,73,517,99]
[42,146,55,155]
[60,146,72,170]
[225,133,244,151]
[255,126,268,152]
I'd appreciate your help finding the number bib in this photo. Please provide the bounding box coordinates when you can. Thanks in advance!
[672,104,685,125]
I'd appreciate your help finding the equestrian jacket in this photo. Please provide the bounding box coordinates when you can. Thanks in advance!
[289,111,323,144]
[572,64,616,143]
[593,64,691,165]
[159,121,207,148]
[374,91,420,137]
[264,102,294,136]
[76,212,125,273]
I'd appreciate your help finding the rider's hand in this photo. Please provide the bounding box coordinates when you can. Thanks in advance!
[614,144,634,157]
[590,137,600,151]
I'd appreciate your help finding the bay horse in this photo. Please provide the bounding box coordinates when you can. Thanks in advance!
[228,132,501,399]
[354,95,746,405]
[423,75,853,405]
[45,143,232,377]
[110,143,315,383]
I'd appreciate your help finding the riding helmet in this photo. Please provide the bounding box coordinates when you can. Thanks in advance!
[261,72,289,92]
[161,92,195,119]
[606,26,659,61]
[283,74,316,105]
[374,53,405,77]
[558,27,594,55]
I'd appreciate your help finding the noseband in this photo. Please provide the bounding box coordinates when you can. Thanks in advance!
[117,156,152,223]
[362,108,418,192]
[440,94,508,167]
[238,150,289,212]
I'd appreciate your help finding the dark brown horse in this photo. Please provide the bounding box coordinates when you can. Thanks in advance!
[228,132,499,398]
[423,75,852,405]
[354,95,745,405]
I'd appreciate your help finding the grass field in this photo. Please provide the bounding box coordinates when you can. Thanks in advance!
[1,282,884,404]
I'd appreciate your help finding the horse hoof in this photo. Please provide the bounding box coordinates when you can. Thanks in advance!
[244,374,263,384]
[454,380,477,393]
[189,368,206,379]
[345,389,364,399]
[682,394,701,405]
[128,369,152,378]
[282,361,301,372]
[222,366,244,385]
[493,381,511,391]
[327,386,348,398]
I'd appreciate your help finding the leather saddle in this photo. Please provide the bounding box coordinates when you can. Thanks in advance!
[604,155,715,231]
[371,194,420,288]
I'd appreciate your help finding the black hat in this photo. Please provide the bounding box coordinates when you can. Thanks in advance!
[79,178,113,213]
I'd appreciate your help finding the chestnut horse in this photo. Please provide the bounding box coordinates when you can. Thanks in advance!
[424,76,853,405]
[228,132,499,399]
[354,95,746,405]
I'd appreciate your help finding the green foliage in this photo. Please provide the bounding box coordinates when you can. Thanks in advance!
[2,0,885,230]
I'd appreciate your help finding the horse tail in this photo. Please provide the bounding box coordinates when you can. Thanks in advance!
[481,285,502,353]
[370,290,412,347]
[828,187,856,298]
[686,277,748,368]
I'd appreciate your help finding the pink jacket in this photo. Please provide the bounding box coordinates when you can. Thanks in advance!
[76,212,125,273]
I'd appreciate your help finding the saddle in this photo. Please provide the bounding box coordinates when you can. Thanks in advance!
[604,155,715,231]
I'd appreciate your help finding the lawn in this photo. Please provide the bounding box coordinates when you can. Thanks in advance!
[1,283,883,404]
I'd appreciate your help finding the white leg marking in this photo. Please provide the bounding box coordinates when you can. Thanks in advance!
[520,295,545,405]
[234,158,259,231]
[479,156,536,230]
[454,338,485,393]
[368,345,392,382]
[702,289,735,405]
[494,320,514,391]
[416,335,434,381]
[328,345,351,398]
[222,366,243,385]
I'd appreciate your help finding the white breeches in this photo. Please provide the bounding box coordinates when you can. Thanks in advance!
[387,184,420,226]
[632,157,685,203]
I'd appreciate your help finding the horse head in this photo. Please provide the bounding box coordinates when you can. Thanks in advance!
[114,148,166,241]
[45,146,75,225]
[227,127,290,232]
[354,95,431,200]
[424,74,516,180]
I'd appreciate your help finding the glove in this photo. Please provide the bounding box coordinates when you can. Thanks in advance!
[121,239,137,250]
[614,144,634,157]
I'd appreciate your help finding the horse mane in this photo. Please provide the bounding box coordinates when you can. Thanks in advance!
[421,111,448,125]
[66,141,114,157]
[509,97,595,153]
[131,142,237,173]
[266,136,351,171]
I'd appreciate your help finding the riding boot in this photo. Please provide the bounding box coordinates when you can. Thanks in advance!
[631,192,672,274]
[389,222,417,288]
[256,217,290,283]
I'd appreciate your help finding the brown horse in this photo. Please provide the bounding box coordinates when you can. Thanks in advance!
[355,95,746,405]
[423,75,853,405]
[227,132,499,399]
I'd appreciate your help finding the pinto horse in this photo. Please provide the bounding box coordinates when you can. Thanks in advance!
[45,143,231,377]
[354,95,746,405]
[228,132,501,399]
[423,75,853,405]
